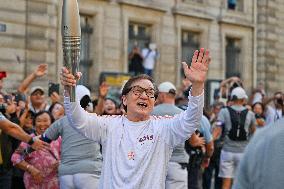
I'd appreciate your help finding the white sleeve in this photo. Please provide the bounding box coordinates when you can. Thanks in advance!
[142,49,147,58]
[159,91,204,147]
[265,106,274,126]
[64,96,109,143]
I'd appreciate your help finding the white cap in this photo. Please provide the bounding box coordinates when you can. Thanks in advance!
[76,85,91,101]
[158,82,176,94]
[30,86,44,95]
[231,87,248,100]
[252,92,263,104]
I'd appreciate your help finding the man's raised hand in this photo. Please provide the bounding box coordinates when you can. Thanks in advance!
[182,48,211,96]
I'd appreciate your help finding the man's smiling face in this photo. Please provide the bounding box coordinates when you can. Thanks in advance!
[122,79,156,121]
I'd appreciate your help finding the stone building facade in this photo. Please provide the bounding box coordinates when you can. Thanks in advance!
[0,0,59,90]
[0,0,283,98]
[257,0,284,93]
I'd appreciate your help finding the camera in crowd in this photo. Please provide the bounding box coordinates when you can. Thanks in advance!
[48,82,60,97]
[255,113,262,119]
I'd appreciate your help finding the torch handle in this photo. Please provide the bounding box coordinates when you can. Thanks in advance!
[62,36,81,102]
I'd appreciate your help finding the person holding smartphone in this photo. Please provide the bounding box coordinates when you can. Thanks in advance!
[142,42,159,77]
[252,102,266,128]
[0,112,50,189]
[265,92,284,125]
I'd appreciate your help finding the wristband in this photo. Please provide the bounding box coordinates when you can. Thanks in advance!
[27,137,35,146]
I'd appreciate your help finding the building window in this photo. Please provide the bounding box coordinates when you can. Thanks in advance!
[79,15,93,86]
[227,0,243,11]
[128,22,151,71]
[181,31,200,68]
[128,23,151,53]
[225,37,241,78]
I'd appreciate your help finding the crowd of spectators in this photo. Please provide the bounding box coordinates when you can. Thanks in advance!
[0,62,283,189]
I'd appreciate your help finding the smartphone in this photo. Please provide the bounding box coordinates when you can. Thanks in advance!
[48,82,60,96]
[255,114,262,119]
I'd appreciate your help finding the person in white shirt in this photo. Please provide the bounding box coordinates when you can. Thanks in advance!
[142,43,159,77]
[265,92,284,125]
[60,48,211,189]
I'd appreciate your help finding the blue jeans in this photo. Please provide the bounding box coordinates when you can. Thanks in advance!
[202,146,222,189]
